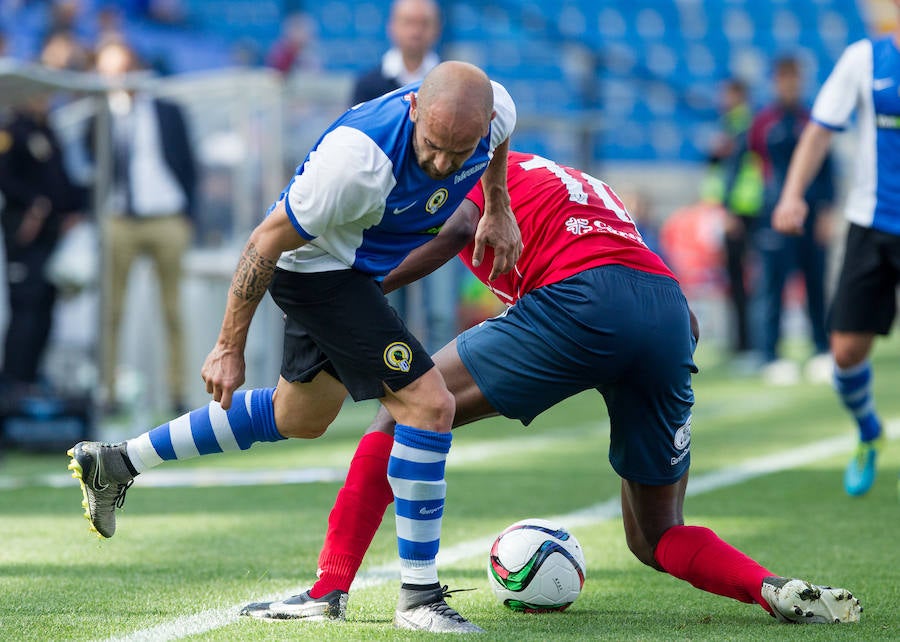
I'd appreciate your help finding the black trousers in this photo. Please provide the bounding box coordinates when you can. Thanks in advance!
[723,215,758,353]
[3,244,57,384]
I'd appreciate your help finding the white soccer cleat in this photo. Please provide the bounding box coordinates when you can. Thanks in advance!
[393,584,484,634]
[240,589,348,621]
[762,359,801,386]
[761,577,861,624]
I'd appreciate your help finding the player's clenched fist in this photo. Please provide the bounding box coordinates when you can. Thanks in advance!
[772,194,809,235]
[201,343,246,410]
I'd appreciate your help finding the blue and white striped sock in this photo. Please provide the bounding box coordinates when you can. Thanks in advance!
[388,424,452,586]
[125,388,284,473]
[834,361,881,443]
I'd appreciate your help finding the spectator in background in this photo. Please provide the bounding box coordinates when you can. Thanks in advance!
[741,57,835,385]
[0,44,87,394]
[85,38,197,415]
[40,30,90,72]
[265,12,320,75]
[350,0,441,105]
[351,0,459,350]
[709,78,764,361]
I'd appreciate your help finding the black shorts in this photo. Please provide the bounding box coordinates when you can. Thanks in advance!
[829,223,900,335]
[268,268,434,401]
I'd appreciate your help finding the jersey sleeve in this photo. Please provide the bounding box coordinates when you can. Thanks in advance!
[488,80,517,151]
[284,126,394,239]
[811,39,871,131]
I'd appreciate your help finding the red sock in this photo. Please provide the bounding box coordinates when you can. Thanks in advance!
[310,431,395,597]
[654,525,774,612]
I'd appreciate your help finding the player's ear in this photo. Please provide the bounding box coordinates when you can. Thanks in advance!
[409,94,419,122]
[484,109,496,135]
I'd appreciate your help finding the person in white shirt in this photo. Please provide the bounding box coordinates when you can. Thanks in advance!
[85,38,197,415]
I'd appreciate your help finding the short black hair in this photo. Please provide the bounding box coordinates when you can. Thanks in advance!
[773,55,801,76]
[724,78,748,98]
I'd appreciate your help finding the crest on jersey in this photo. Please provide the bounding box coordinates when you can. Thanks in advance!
[426,188,448,214]
[384,342,412,372]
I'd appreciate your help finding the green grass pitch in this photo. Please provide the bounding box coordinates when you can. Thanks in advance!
[1,335,899,640]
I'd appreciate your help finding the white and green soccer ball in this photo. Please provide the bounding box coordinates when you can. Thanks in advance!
[487,518,586,613]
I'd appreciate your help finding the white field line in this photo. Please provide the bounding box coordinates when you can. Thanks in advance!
[3,387,787,491]
[102,419,899,642]
[0,425,602,491]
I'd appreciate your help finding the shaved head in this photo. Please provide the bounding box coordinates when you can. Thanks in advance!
[417,61,494,130]
[410,61,496,179]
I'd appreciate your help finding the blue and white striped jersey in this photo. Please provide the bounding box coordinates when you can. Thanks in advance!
[812,36,900,234]
[272,80,516,278]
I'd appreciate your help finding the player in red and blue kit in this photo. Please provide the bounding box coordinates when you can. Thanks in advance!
[67,61,521,634]
[774,6,900,498]
[243,152,861,627]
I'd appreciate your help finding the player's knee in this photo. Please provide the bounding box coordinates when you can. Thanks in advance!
[412,386,456,430]
[830,340,868,369]
[273,399,334,439]
[436,385,456,425]
[415,384,455,429]
[623,520,669,571]
[275,415,329,439]
[624,529,659,569]
[391,372,455,430]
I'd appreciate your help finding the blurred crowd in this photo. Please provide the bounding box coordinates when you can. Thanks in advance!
[0,0,882,421]
[0,8,198,415]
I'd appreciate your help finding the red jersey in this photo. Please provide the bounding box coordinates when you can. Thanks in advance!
[462,152,675,305]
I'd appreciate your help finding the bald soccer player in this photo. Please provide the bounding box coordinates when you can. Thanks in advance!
[68,61,521,633]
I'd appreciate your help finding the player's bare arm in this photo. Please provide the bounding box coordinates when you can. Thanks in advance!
[473,138,522,279]
[772,122,834,235]
[202,199,307,409]
[382,200,480,293]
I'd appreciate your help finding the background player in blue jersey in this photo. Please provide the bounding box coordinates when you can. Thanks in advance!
[773,5,900,497]
[67,60,520,634]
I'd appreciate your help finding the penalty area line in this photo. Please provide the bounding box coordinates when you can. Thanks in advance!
[102,421,898,642]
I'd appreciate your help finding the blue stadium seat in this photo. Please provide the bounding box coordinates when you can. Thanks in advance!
[0,0,871,163]
[314,1,357,38]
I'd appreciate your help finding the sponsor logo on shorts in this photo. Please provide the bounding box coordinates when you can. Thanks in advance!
[426,188,449,214]
[384,341,413,372]
[670,416,691,466]
[670,449,690,466]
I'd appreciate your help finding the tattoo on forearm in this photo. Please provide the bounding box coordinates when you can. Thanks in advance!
[232,242,277,301]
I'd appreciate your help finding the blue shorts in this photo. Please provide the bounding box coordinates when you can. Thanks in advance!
[457,265,697,485]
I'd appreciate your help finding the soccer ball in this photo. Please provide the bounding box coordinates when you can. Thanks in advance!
[487,518,586,613]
